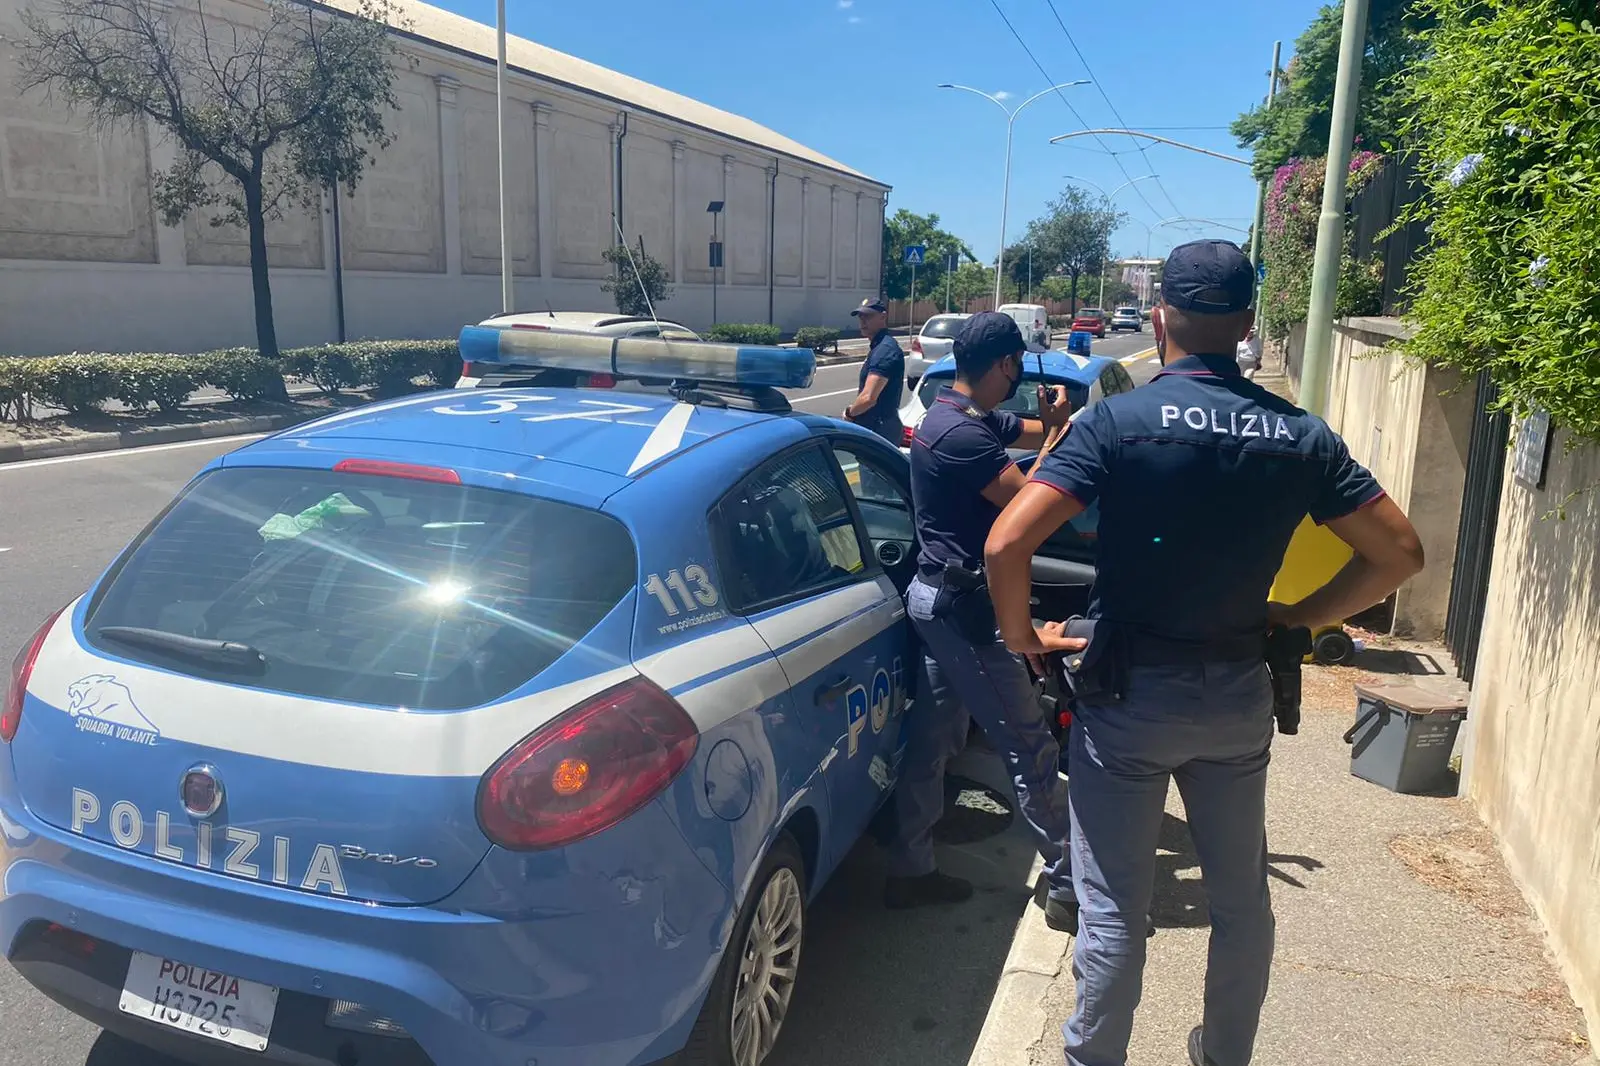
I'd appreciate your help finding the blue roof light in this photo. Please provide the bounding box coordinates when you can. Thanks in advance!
[455,323,816,390]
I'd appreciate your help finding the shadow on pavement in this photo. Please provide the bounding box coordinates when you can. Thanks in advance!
[769,748,1040,1066]
[1152,813,1326,930]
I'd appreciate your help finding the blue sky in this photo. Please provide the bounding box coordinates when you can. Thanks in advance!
[439,0,1327,262]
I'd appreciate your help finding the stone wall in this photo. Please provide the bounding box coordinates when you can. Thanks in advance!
[0,0,887,354]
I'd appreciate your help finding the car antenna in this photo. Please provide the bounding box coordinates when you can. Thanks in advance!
[612,216,660,329]
[545,299,555,319]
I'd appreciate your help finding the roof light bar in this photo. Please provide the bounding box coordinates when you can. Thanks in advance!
[456,325,816,391]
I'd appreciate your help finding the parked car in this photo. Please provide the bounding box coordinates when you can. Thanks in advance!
[1071,308,1106,338]
[457,311,700,388]
[907,313,971,386]
[1109,307,1143,333]
[998,303,1052,350]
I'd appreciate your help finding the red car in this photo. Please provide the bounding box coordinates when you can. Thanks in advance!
[1071,308,1107,338]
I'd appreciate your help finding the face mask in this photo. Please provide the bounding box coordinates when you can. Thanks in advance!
[1002,356,1023,402]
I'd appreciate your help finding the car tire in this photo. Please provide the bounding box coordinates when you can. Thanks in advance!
[1313,629,1357,666]
[682,834,806,1066]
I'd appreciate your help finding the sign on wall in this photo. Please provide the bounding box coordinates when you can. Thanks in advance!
[1513,409,1552,490]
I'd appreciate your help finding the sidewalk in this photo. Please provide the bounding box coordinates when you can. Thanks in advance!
[969,651,1593,1066]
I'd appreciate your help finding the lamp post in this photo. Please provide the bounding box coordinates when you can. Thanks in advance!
[707,200,724,324]
[1063,173,1159,307]
[495,0,512,313]
[939,81,1090,305]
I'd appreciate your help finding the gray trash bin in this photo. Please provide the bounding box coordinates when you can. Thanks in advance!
[1344,681,1467,794]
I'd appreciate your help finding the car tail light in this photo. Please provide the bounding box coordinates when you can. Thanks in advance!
[911,337,922,354]
[332,458,461,485]
[461,362,482,378]
[901,425,916,447]
[4,607,66,744]
[585,373,616,388]
[477,677,698,850]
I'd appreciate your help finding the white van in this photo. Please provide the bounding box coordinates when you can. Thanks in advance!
[998,303,1051,349]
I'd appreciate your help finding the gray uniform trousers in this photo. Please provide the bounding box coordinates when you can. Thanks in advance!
[1064,659,1276,1066]
[887,575,1073,900]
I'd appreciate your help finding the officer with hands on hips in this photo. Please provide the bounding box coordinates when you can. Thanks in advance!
[883,310,1087,928]
[984,240,1425,1066]
[842,297,906,444]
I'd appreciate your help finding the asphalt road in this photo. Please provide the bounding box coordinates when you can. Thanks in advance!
[0,330,1157,1066]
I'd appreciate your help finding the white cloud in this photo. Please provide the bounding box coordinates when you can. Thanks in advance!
[994,90,1012,100]
[837,0,853,7]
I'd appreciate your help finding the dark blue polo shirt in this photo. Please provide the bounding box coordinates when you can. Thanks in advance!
[856,329,905,434]
[910,387,1023,579]
[1033,353,1385,656]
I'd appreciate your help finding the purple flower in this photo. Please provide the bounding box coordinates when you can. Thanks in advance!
[1447,153,1484,188]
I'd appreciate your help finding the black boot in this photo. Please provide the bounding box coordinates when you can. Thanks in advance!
[1187,1025,1214,1066]
[884,871,974,909]
[1044,896,1079,934]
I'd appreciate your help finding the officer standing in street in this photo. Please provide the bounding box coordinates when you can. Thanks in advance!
[884,311,1086,927]
[842,297,906,443]
[984,240,1425,1066]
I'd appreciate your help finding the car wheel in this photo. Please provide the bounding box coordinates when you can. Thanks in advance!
[682,835,806,1066]
[1313,629,1356,666]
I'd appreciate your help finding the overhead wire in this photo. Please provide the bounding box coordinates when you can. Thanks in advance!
[1041,0,1189,220]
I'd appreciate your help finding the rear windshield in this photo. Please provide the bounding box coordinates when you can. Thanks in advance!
[1116,308,1139,315]
[917,373,1089,419]
[85,468,636,710]
[920,317,966,339]
[1077,309,1103,318]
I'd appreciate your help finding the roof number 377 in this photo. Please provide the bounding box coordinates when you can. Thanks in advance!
[644,566,719,617]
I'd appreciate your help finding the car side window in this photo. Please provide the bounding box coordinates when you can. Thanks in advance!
[1098,365,1126,398]
[830,445,913,543]
[715,444,867,614]
[626,325,660,338]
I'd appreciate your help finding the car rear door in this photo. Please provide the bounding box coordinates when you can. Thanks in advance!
[712,443,910,853]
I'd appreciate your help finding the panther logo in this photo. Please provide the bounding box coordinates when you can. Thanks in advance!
[66,675,159,734]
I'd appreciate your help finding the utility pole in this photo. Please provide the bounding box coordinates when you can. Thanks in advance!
[1249,40,1283,339]
[1300,0,1371,417]
[495,0,512,314]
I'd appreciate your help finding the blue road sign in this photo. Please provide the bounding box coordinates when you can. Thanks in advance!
[903,245,926,266]
[1257,262,1267,281]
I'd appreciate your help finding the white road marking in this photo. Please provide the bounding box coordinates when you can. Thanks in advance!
[627,402,696,475]
[0,547,10,553]
[1119,347,1159,365]
[792,387,862,407]
[0,433,267,472]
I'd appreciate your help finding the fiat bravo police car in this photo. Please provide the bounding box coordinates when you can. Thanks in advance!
[0,327,926,1066]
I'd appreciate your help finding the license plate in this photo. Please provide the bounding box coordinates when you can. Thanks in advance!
[118,951,279,1052]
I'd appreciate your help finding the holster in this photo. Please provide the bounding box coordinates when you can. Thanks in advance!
[1057,617,1127,702]
[931,564,999,645]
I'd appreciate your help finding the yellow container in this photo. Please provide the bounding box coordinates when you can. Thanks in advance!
[1270,518,1357,664]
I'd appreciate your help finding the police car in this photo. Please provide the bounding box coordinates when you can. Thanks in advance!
[0,328,924,1066]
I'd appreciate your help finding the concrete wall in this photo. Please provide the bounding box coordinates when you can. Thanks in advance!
[0,0,887,355]
[1321,318,1474,639]
[1462,432,1600,1043]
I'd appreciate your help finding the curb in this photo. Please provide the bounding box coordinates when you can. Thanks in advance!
[0,410,322,466]
[814,351,864,367]
[967,855,1071,1066]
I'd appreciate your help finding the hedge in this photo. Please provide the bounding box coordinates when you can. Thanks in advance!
[706,323,783,345]
[0,340,462,422]
[792,327,840,353]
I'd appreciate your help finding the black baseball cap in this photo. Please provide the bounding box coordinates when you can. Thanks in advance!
[953,311,1025,373]
[850,297,888,316]
[1162,239,1256,314]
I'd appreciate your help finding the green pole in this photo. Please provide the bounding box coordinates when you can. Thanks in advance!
[1300,0,1371,417]
[1249,41,1283,336]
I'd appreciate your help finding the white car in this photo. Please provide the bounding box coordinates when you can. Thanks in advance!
[907,313,971,385]
[998,303,1052,350]
[1110,307,1143,332]
[457,311,700,388]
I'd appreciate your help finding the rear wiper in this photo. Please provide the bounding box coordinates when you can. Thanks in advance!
[97,627,268,672]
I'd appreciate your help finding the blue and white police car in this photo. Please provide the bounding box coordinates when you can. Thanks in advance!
[1,327,926,1066]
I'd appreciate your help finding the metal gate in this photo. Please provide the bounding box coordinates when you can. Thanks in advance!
[1444,370,1510,683]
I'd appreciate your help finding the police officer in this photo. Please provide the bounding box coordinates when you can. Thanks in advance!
[884,311,1085,927]
[842,297,906,443]
[984,240,1425,1066]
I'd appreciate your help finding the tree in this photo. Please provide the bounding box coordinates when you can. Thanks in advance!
[1231,0,1436,177]
[21,0,405,360]
[881,209,972,301]
[601,240,673,318]
[946,261,996,311]
[1020,187,1123,313]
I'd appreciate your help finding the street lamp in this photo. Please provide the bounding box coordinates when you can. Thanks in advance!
[938,80,1091,305]
[1155,216,1251,237]
[707,200,724,324]
[1063,173,1159,307]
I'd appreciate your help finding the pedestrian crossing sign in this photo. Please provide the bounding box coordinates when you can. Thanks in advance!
[903,245,926,265]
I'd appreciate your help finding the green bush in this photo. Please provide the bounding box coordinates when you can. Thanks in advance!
[793,327,840,353]
[1398,0,1600,441]
[283,339,460,394]
[29,356,120,413]
[706,323,783,346]
[199,351,287,402]
[0,358,41,421]
[113,355,201,412]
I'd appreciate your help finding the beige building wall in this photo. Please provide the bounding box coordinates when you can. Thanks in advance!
[1461,432,1600,1042]
[1321,318,1474,639]
[0,0,887,355]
